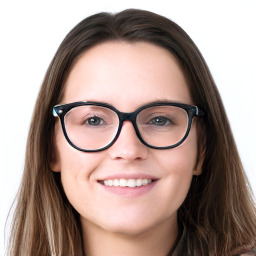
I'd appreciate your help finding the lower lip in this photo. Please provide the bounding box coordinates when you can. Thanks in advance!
[99,181,157,197]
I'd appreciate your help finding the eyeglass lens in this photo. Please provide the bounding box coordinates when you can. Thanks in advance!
[63,105,189,150]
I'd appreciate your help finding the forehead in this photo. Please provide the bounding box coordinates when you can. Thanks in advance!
[63,41,192,111]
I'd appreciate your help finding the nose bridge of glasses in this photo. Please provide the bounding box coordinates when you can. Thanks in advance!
[115,112,144,147]
[117,112,140,137]
[119,112,137,126]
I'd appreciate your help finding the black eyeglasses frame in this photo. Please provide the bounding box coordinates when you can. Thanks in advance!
[53,101,205,152]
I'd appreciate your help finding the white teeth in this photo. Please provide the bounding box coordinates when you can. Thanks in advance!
[102,178,152,187]
[120,179,126,187]
[142,179,148,185]
[136,179,143,186]
[127,179,136,187]
[113,179,119,186]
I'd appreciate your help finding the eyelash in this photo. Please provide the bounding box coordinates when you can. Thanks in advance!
[85,116,104,126]
[148,116,173,126]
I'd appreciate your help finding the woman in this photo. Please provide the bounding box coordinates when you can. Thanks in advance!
[7,9,255,256]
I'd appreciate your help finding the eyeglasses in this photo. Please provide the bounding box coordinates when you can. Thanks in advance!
[52,101,205,152]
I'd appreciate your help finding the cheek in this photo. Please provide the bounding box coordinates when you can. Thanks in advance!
[155,128,198,202]
[55,121,103,175]
[158,126,198,174]
[54,128,104,204]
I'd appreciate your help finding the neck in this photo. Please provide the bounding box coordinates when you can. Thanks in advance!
[81,217,178,256]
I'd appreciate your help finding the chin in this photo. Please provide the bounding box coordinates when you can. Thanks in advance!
[99,213,170,237]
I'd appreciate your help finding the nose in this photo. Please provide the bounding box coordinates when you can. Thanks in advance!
[108,121,149,161]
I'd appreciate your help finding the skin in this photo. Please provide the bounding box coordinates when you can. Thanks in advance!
[51,41,204,256]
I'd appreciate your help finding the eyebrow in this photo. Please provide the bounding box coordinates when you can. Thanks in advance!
[144,99,193,106]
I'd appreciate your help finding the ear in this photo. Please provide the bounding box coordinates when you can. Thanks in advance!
[50,137,61,173]
[50,156,61,172]
[193,117,206,176]
[49,120,62,172]
[192,146,205,176]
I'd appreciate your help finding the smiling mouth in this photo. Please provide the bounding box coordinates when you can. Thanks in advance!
[99,178,155,187]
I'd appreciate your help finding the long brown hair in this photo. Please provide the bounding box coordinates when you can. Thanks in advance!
[7,9,256,256]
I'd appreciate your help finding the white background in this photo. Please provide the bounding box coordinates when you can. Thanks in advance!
[0,0,255,254]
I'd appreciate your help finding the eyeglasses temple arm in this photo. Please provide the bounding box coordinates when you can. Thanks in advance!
[52,108,58,117]
[195,107,205,117]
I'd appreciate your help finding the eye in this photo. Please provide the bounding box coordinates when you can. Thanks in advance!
[86,116,104,126]
[149,116,172,126]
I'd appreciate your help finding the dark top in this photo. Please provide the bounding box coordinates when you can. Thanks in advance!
[169,224,256,256]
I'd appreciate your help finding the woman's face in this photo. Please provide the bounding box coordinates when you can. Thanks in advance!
[52,41,203,236]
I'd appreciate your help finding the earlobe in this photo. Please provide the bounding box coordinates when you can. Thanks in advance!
[193,161,203,176]
[50,159,61,172]
[50,124,61,172]
[193,120,206,176]
[193,147,205,176]
[50,146,61,172]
